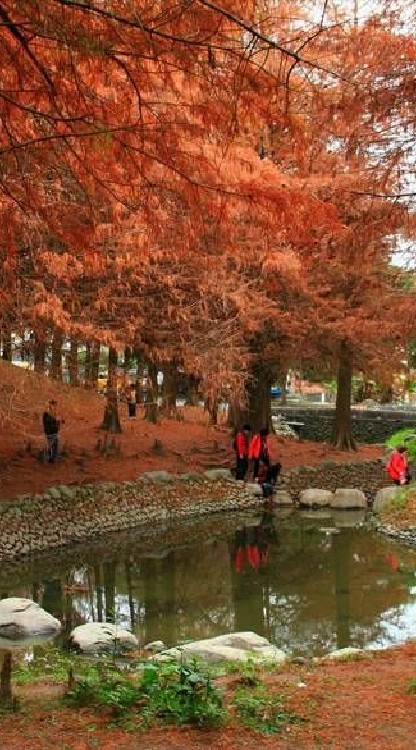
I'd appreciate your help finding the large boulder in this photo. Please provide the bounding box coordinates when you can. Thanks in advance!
[155,631,286,665]
[299,489,333,508]
[0,598,61,644]
[373,486,401,513]
[331,489,367,510]
[70,622,138,653]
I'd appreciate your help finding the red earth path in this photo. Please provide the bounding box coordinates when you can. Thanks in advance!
[0,361,382,501]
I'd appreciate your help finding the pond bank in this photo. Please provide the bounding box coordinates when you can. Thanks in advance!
[0,458,394,561]
[2,641,416,750]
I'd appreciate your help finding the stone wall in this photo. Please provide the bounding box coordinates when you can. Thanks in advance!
[0,474,259,561]
[0,460,393,562]
[275,406,416,443]
[283,458,387,503]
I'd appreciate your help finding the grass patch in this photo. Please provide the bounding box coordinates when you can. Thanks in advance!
[232,686,305,735]
[65,660,226,728]
[386,489,409,511]
[14,647,74,685]
[220,657,262,686]
[386,428,416,461]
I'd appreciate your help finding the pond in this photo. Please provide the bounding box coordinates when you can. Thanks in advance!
[2,508,416,657]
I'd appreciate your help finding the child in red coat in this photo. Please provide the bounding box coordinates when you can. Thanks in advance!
[386,446,411,485]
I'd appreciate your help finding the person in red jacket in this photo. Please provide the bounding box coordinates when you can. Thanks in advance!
[234,424,251,480]
[249,427,282,484]
[249,427,270,479]
[387,446,411,485]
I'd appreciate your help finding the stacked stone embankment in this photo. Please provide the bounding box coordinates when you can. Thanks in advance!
[0,459,393,560]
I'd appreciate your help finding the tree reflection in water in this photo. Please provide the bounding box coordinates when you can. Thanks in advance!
[2,511,416,656]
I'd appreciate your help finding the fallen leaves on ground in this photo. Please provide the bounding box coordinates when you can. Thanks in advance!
[1,643,416,749]
[0,360,382,502]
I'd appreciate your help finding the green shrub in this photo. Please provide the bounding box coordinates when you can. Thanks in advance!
[222,657,261,686]
[407,678,416,695]
[14,647,73,685]
[387,488,409,511]
[232,687,304,735]
[386,428,416,461]
[65,660,225,727]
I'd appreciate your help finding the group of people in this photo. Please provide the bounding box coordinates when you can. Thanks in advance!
[234,424,281,498]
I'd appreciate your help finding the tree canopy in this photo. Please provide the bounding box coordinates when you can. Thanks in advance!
[1,0,416,443]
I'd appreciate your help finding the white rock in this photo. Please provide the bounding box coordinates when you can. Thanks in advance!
[326,647,364,661]
[244,483,263,496]
[155,631,286,665]
[0,598,61,644]
[70,622,138,653]
[331,489,367,510]
[273,491,293,506]
[299,489,333,507]
[373,486,401,513]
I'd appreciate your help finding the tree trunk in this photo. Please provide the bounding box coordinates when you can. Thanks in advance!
[161,362,178,416]
[229,362,272,433]
[84,342,91,383]
[1,327,12,361]
[94,565,103,622]
[205,395,219,425]
[125,559,135,630]
[90,341,100,390]
[107,347,118,389]
[100,387,122,433]
[33,332,46,374]
[0,650,12,705]
[103,562,116,624]
[133,347,144,402]
[50,329,63,380]
[331,341,356,450]
[279,370,288,405]
[187,375,200,406]
[144,360,159,423]
[84,341,100,388]
[69,339,78,386]
[124,346,132,375]
[380,385,393,404]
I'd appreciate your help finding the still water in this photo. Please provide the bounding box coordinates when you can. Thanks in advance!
[2,508,416,657]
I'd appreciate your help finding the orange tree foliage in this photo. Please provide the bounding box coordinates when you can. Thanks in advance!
[0,1,345,392]
[0,0,416,429]
[224,4,416,439]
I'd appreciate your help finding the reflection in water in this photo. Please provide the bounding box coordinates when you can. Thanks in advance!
[2,509,416,656]
[333,531,351,649]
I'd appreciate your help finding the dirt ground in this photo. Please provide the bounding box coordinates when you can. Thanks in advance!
[1,643,416,749]
[0,361,382,501]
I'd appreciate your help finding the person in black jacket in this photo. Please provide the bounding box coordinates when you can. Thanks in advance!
[42,400,62,463]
